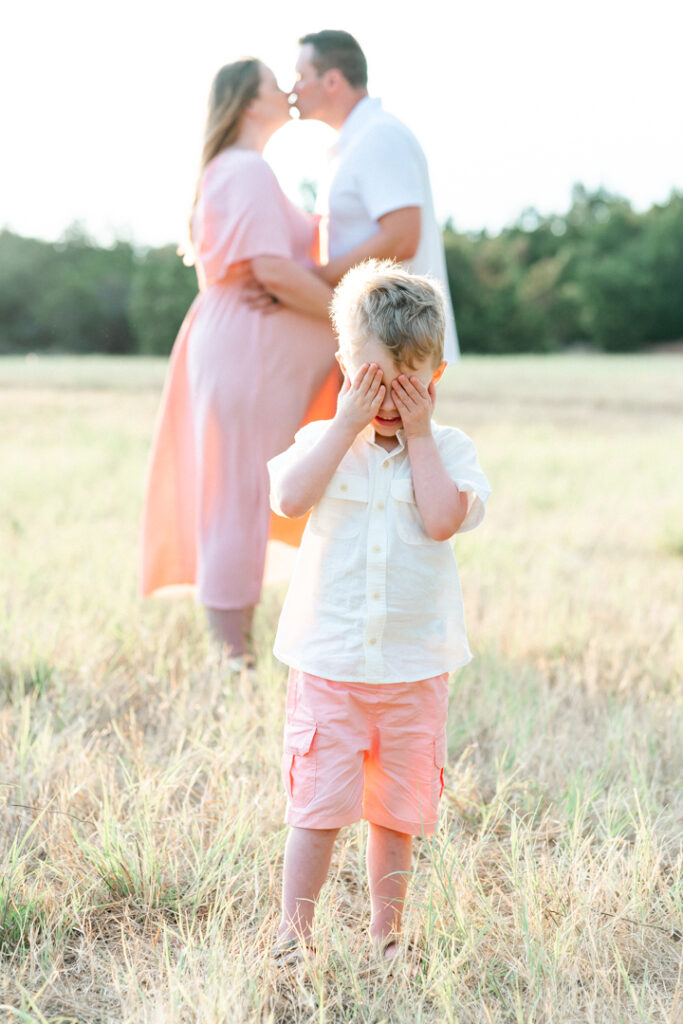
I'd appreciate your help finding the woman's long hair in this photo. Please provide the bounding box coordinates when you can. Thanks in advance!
[182,59,261,263]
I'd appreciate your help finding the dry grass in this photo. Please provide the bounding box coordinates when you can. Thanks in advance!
[1,353,682,1023]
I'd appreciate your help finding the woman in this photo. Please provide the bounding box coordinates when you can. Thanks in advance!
[140,60,339,663]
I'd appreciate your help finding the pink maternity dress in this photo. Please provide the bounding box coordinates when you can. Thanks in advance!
[140,149,339,608]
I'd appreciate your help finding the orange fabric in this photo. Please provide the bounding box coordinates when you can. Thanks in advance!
[140,299,200,596]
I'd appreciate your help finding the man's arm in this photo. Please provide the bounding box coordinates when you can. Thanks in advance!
[392,376,468,541]
[275,364,385,518]
[250,256,334,319]
[315,207,421,285]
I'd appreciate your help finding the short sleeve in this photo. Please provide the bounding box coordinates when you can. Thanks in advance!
[357,125,425,221]
[267,420,329,517]
[195,153,293,278]
[436,426,491,533]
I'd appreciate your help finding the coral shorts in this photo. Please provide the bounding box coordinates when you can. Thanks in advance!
[281,669,449,836]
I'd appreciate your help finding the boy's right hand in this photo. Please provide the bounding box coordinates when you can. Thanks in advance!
[336,364,386,436]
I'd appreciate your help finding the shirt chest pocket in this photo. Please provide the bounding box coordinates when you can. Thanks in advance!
[391,478,439,545]
[310,473,369,540]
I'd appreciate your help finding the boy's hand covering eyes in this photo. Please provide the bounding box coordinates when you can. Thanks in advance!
[336,363,386,435]
[391,375,434,439]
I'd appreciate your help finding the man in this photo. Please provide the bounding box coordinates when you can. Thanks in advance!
[292,29,459,362]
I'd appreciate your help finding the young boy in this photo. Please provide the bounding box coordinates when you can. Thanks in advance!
[267,260,490,961]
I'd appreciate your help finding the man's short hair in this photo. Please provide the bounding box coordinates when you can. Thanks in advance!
[299,30,368,88]
[331,260,446,368]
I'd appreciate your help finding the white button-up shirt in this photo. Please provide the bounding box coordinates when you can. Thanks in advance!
[268,420,490,684]
[316,96,459,363]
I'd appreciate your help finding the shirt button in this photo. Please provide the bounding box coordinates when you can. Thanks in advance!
[373,544,381,553]
[340,483,348,492]
[369,637,377,645]
[372,592,380,600]
[377,501,384,510]
[383,460,389,469]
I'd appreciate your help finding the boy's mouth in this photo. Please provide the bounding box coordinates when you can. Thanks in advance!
[374,415,401,426]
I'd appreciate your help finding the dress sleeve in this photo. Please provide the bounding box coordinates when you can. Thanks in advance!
[267,421,329,517]
[436,427,491,533]
[357,124,425,221]
[196,154,293,276]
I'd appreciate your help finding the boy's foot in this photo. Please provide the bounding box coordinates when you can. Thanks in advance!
[382,939,400,960]
[374,935,421,975]
[374,933,402,961]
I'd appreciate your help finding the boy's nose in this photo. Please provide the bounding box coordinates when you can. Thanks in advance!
[378,399,399,417]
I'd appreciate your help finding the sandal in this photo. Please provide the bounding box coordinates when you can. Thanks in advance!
[271,937,315,967]
[225,652,256,674]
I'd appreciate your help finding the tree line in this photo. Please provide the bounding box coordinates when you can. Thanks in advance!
[1,185,681,356]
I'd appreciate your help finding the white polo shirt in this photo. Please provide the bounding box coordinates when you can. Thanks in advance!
[268,419,490,684]
[316,97,459,364]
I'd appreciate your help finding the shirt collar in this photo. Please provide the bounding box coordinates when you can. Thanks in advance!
[357,417,441,452]
[358,422,406,454]
[334,96,382,152]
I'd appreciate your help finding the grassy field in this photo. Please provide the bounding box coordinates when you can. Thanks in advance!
[1,353,682,1023]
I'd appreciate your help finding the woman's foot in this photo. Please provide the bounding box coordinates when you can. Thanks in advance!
[225,651,256,673]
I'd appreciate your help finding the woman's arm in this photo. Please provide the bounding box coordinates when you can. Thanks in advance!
[250,255,334,320]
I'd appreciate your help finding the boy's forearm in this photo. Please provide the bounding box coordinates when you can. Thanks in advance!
[276,418,357,518]
[407,434,468,541]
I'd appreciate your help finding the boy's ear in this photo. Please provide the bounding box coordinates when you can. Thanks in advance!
[335,350,347,376]
[431,361,447,385]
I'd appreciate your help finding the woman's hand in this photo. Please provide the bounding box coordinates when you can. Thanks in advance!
[247,255,334,320]
[391,375,434,439]
[242,273,281,314]
[336,364,386,437]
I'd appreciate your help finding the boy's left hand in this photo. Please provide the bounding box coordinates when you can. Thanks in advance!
[391,375,435,439]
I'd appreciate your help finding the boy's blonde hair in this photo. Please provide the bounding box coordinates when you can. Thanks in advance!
[331,259,446,368]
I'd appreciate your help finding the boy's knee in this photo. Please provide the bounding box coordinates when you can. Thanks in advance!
[291,825,341,841]
[369,822,412,841]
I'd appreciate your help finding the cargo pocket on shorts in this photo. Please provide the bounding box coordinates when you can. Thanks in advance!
[282,722,317,809]
[433,733,447,804]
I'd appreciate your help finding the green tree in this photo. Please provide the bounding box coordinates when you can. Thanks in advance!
[578,192,683,350]
[0,231,54,352]
[129,246,198,355]
[444,226,552,353]
[0,226,136,353]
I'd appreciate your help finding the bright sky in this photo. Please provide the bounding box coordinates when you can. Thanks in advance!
[3,0,682,247]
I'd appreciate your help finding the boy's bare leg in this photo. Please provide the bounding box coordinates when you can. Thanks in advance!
[367,823,413,957]
[278,826,340,943]
[205,606,255,657]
